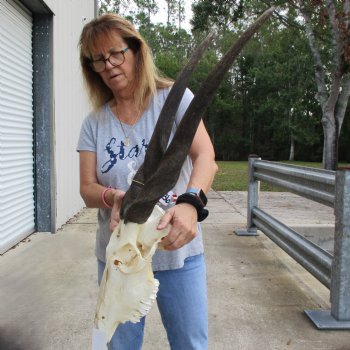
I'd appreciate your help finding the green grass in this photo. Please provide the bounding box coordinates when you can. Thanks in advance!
[212,161,249,191]
[212,160,349,191]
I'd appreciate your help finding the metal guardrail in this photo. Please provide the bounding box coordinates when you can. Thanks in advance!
[235,156,350,329]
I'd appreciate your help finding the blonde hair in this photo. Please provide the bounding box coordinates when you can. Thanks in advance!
[79,13,173,111]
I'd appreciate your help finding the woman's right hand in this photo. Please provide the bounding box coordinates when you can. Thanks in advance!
[110,189,125,232]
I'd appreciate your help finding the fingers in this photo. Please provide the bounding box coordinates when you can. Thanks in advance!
[109,210,120,231]
[157,210,173,230]
[109,190,125,232]
[161,226,197,250]
[160,204,197,251]
[113,189,125,205]
[161,231,191,251]
[110,220,118,232]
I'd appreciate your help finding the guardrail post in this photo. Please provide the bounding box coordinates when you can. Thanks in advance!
[305,168,350,329]
[235,155,260,236]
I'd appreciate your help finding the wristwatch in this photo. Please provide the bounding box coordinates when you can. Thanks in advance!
[175,188,209,222]
[186,188,208,206]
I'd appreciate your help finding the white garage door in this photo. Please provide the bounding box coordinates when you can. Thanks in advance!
[0,0,35,254]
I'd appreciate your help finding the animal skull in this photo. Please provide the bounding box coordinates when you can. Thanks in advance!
[94,205,170,343]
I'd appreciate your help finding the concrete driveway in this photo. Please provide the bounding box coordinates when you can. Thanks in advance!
[1,191,349,349]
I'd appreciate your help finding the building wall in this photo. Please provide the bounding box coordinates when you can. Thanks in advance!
[43,0,95,229]
[0,0,96,253]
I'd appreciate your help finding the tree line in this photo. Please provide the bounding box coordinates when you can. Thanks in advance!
[99,0,350,169]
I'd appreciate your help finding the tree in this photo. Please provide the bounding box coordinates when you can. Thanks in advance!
[253,0,350,168]
[295,0,350,169]
[98,0,125,15]
[134,0,158,23]
[240,29,321,161]
[191,0,245,31]
[165,0,177,25]
[192,0,350,168]
[191,0,323,161]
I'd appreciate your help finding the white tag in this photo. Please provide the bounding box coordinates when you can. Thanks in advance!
[92,327,108,350]
[159,190,177,207]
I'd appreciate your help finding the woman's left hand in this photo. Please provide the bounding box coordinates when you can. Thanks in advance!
[157,203,198,250]
[110,189,126,232]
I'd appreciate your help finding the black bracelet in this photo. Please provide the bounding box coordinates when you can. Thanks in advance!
[175,193,209,222]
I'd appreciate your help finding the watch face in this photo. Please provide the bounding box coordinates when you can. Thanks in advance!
[187,188,200,195]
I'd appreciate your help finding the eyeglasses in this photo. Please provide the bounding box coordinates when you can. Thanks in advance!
[90,47,129,73]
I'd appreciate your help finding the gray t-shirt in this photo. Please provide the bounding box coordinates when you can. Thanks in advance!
[77,87,204,271]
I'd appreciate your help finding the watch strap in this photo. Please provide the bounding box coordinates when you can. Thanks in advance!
[186,188,208,206]
[176,191,209,222]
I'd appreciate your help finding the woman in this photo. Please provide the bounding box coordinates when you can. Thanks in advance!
[77,13,217,350]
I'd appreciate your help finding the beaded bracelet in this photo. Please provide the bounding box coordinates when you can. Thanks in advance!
[101,187,113,209]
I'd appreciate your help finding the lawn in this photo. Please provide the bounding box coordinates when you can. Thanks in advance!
[212,160,349,191]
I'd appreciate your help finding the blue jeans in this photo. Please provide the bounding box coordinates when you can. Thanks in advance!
[97,254,208,350]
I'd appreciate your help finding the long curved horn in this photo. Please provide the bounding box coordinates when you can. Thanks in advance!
[120,31,216,217]
[122,7,275,223]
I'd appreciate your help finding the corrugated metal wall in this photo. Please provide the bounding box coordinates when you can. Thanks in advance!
[0,0,35,253]
[44,0,95,229]
[0,0,95,253]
